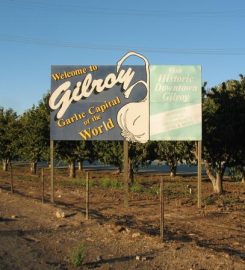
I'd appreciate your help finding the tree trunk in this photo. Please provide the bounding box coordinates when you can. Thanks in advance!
[2,159,9,171]
[241,169,245,184]
[204,161,224,194]
[170,165,177,177]
[68,160,76,178]
[30,162,37,175]
[213,171,223,194]
[78,161,83,172]
[129,160,134,184]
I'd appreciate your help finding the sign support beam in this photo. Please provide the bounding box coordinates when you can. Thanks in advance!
[50,140,54,203]
[197,140,202,208]
[123,140,129,208]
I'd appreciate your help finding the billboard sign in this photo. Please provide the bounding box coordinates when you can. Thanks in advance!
[49,52,150,143]
[49,52,202,142]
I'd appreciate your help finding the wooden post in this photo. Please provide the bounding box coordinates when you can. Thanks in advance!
[41,168,44,203]
[10,163,14,194]
[86,171,89,220]
[123,140,129,208]
[197,141,202,208]
[160,176,164,242]
[50,140,54,203]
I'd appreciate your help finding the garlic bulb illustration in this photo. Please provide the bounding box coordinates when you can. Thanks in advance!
[116,52,150,143]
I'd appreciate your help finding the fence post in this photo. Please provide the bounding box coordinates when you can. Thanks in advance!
[50,140,54,203]
[86,171,89,220]
[10,163,14,194]
[160,176,164,242]
[41,168,44,203]
[197,141,202,208]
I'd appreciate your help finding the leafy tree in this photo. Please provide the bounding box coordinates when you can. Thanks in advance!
[149,141,194,177]
[92,141,123,172]
[0,108,21,171]
[203,76,245,193]
[91,141,149,183]
[56,141,94,178]
[56,141,79,178]
[76,141,94,172]
[128,142,150,183]
[20,94,50,174]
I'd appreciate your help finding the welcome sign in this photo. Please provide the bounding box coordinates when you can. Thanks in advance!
[49,52,150,143]
[49,52,201,142]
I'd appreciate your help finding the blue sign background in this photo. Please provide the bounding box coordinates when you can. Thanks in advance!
[50,65,147,140]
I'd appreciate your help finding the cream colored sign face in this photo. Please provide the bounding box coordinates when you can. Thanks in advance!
[150,66,202,140]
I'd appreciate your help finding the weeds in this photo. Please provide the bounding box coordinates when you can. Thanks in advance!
[130,182,144,193]
[60,178,86,188]
[222,196,241,205]
[69,243,85,267]
[204,195,217,205]
[99,178,122,189]
[146,186,159,195]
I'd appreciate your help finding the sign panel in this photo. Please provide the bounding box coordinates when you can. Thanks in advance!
[49,52,150,143]
[150,65,202,140]
[49,52,202,142]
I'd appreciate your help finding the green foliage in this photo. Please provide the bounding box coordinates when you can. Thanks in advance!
[147,141,195,176]
[129,142,150,173]
[92,141,123,171]
[0,107,21,165]
[99,178,122,189]
[19,94,50,164]
[60,178,86,187]
[222,195,242,206]
[204,195,217,205]
[228,166,244,182]
[146,186,159,196]
[203,75,245,193]
[69,243,85,267]
[130,182,144,193]
[164,182,189,198]
[56,141,94,164]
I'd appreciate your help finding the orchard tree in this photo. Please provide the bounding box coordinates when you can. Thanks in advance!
[76,141,94,172]
[56,140,94,178]
[92,141,123,172]
[203,76,245,193]
[151,141,194,177]
[56,141,79,178]
[128,142,150,183]
[20,94,50,174]
[0,108,21,171]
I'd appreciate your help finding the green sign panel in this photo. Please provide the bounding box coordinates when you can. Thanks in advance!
[150,66,202,140]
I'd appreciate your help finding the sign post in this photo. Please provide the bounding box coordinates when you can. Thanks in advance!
[50,140,54,203]
[123,140,129,208]
[86,171,89,220]
[197,141,202,208]
[160,176,164,242]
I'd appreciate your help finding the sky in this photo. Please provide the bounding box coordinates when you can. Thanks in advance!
[0,0,244,114]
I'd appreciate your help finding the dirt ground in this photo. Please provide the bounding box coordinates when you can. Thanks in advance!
[0,168,245,270]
